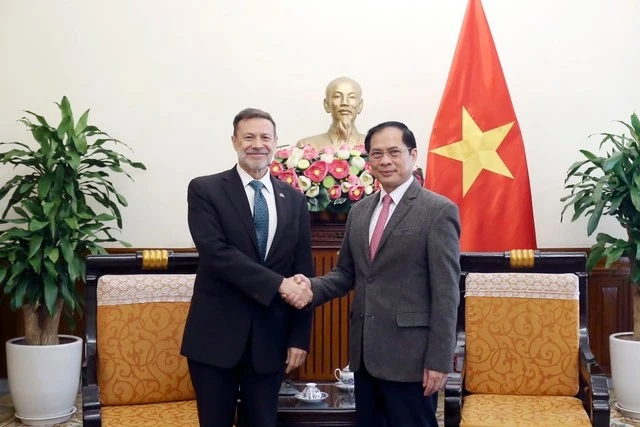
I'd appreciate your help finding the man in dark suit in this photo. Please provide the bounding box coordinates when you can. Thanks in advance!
[181,108,314,427]
[288,121,461,427]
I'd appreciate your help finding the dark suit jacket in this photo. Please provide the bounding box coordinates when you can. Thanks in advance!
[311,179,461,381]
[181,167,314,374]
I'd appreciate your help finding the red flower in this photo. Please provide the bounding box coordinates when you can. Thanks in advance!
[328,185,342,200]
[328,160,350,180]
[278,169,298,186]
[270,161,284,175]
[303,161,328,183]
[348,185,365,201]
[302,145,319,160]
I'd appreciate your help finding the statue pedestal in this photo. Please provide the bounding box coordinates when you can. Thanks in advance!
[310,212,346,248]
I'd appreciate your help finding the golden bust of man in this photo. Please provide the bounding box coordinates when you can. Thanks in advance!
[296,76,365,151]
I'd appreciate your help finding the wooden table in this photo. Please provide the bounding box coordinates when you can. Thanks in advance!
[277,381,356,426]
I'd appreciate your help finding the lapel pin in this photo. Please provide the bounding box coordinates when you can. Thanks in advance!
[279,193,285,198]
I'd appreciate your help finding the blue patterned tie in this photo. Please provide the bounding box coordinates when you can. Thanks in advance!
[249,180,269,261]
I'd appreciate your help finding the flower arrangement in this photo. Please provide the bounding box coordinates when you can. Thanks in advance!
[270,144,378,213]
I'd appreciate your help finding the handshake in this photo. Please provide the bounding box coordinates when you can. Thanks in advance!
[278,274,312,309]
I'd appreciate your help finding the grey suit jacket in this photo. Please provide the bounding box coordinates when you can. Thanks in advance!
[311,179,461,382]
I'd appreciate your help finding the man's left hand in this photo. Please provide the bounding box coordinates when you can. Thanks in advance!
[422,368,447,396]
[286,347,307,374]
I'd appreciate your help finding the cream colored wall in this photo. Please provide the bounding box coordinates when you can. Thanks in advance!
[0,0,638,248]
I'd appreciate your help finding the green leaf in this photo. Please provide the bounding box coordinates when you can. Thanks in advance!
[45,247,59,263]
[37,174,54,199]
[43,275,58,316]
[28,234,43,258]
[631,187,640,212]
[605,246,625,268]
[61,239,74,264]
[56,116,73,140]
[64,217,78,230]
[75,109,90,136]
[586,200,605,236]
[603,151,624,172]
[29,219,48,231]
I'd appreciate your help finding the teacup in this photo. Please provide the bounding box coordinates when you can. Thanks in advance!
[300,383,322,400]
[334,364,354,385]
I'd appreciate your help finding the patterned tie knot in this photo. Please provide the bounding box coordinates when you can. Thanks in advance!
[382,194,392,207]
[249,180,264,191]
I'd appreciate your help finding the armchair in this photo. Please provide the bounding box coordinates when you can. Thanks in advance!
[444,251,610,426]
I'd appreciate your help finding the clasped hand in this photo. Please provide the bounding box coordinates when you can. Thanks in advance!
[279,274,312,309]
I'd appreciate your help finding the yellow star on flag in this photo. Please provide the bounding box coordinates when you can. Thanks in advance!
[430,107,514,196]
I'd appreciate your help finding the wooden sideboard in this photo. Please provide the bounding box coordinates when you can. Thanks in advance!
[0,229,634,379]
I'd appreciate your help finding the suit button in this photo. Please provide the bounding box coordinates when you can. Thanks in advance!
[367,277,373,284]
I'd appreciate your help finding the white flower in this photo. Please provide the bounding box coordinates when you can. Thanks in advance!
[340,181,353,192]
[359,171,374,186]
[298,176,312,191]
[306,185,320,198]
[364,185,374,195]
[320,153,334,164]
[350,156,366,171]
[336,149,350,160]
[286,153,301,169]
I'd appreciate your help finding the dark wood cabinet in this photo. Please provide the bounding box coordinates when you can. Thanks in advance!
[588,260,634,373]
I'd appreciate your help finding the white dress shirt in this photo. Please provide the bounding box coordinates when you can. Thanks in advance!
[369,176,414,243]
[237,165,277,257]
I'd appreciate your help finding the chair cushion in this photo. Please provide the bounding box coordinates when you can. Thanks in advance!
[465,273,579,396]
[97,274,196,405]
[460,394,591,426]
[102,400,199,426]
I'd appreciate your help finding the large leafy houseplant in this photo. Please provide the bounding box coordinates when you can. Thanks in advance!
[562,112,640,341]
[0,97,146,345]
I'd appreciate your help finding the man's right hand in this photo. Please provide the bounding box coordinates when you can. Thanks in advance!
[279,276,312,309]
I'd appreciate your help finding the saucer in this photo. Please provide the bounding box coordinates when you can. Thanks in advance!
[334,381,355,391]
[615,402,640,419]
[15,406,77,425]
[295,391,329,403]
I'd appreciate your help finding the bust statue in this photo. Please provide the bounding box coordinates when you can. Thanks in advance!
[296,76,365,151]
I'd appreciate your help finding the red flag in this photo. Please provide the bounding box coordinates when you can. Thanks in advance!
[425,0,537,251]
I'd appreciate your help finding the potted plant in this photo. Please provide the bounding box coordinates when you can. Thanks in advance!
[561,112,640,417]
[0,97,145,425]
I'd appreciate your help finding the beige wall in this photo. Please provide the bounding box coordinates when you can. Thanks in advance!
[0,0,638,248]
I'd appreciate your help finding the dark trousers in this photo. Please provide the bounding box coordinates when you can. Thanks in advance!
[187,339,283,427]
[354,360,438,427]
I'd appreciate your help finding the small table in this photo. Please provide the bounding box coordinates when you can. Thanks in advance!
[277,381,356,426]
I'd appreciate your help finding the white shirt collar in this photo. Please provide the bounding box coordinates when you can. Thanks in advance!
[378,175,414,207]
[236,165,273,194]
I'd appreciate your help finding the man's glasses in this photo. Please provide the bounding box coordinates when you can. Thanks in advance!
[368,148,408,160]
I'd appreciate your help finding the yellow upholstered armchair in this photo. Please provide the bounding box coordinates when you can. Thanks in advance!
[82,250,201,427]
[444,251,610,427]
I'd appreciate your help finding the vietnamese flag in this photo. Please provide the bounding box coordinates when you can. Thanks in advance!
[425,0,537,251]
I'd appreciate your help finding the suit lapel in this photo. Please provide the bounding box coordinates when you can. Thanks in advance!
[266,177,289,261]
[221,168,260,255]
[375,180,420,258]
[361,192,381,265]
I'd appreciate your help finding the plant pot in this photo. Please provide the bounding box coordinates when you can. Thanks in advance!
[610,332,640,419]
[6,334,82,425]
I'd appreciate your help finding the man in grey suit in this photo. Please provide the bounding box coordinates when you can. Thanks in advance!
[288,121,460,427]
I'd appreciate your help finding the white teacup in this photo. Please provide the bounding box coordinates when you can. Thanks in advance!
[300,383,322,400]
[334,364,354,385]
